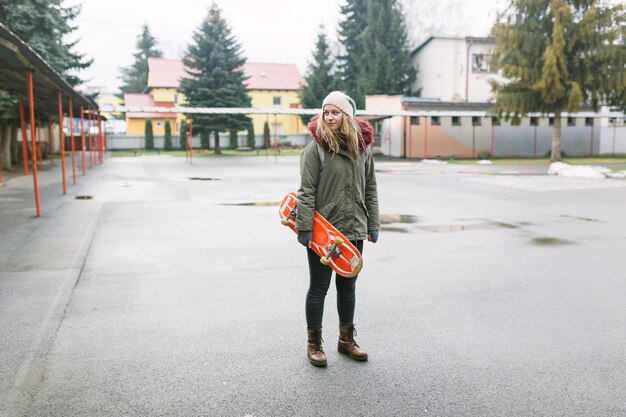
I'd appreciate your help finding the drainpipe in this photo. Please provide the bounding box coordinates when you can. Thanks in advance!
[465,38,473,102]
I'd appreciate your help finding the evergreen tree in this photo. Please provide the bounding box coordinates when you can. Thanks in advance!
[119,24,162,95]
[145,119,154,150]
[300,26,336,123]
[247,122,256,149]
[179,120,187,149]
[229,129,238,149]
[336,0,416,107]
[179,3,251,155]
[492,0,626,161]
[164,120,172,150]
[263,121,270,150]
[0,0,93,86]
[336,0,369,106]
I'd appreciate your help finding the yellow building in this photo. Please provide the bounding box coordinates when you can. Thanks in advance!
[123,59,306,137]
[242,63,305,135]
[124,58,186,135]
[124,93,178,136]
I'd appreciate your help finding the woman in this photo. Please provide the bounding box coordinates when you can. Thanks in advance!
[296,91,380,367]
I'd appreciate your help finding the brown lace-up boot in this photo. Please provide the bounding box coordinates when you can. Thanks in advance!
[307,328,327,367]
[338,323,368,361]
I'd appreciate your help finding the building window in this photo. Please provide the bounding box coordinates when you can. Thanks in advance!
[452,116,461,126]
[609,117,615,124]
[567,117,575,126]
[585,117,593,127]
[471,54,492,73]
[273,96,281,106]
[491,117,500,126]
[431,116,441,126]
[472,116,481,126]
[410,116,420,125]
[530,117,539,126]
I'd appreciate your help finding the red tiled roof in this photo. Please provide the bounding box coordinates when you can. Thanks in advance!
[124,93,176,119]
[242,63,304,91]
[147,57,189,88]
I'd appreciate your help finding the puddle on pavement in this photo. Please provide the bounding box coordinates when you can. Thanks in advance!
[560,215,601,223]
[380,214,419,224]
[381,226,410,233]
[530,237,574,246]
[417,221,515,233]
[189,177,221,181]
[223,202,280,206]
[75,195,93,200]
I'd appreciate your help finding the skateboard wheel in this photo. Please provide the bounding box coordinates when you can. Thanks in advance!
[332,236,344,245]
[320,257,330,266]
[281,218,290,226]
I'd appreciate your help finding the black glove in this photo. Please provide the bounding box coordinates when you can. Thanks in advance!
[368,230,379,243]
[297,231,312,247]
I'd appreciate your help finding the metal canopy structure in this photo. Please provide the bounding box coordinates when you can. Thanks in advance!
[0,22,96,116]
[0,23,103,217]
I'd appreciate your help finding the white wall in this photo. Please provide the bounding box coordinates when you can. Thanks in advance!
[412,37,506,102]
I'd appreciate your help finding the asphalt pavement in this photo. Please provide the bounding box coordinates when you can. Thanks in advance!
[1,154,625,417]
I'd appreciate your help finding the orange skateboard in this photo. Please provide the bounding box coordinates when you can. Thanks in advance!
[279,192,363,278]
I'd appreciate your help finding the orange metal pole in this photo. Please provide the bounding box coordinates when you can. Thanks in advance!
[57,91,67,194]
[98,111,103,164]
[27,71,41,217]
[48,119,53,164]
[87,106,92,169]
[188,116,193,164]
[80,105,86,175]
[69,98,76,184]
[37,115,43,169]
[265,115,269,162]
[18,96,29,175]
[273,114,278,163]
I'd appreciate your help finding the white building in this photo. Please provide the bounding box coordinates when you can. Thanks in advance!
[411,36,506,103]
[365,36,625,158]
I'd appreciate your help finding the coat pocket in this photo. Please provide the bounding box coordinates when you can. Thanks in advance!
[318,200,336,218]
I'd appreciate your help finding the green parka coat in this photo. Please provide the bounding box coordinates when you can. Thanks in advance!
[296,116,380,241]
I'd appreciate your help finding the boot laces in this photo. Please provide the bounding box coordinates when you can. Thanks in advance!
[346,325,360,347]
[310,334,324,353]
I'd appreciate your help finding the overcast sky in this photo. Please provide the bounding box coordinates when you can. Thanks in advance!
[71,0,503,93]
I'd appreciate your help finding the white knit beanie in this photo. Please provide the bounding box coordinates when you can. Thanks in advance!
[322,91,356,118]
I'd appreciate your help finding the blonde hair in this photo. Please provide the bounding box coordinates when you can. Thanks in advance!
[315,111,363,162]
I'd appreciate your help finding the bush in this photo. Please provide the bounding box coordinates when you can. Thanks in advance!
[164,121,172,150]
[145,119,154,150]
[247,122,255,149]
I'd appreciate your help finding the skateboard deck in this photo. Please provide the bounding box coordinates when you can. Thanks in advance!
[279,192,363,278]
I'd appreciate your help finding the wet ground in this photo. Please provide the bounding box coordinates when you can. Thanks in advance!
[1,154,625,417]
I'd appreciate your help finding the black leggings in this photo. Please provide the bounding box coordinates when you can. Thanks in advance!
[305,240,364,329]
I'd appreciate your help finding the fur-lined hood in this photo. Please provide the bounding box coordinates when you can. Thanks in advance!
[306,115,374,152]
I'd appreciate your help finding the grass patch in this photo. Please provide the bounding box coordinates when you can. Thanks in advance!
[110,148,304,158]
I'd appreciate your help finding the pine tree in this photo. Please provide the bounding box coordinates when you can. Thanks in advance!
[179,121,187,149]
[145,119,154,150]
[119,24,162,95]
[164,120,172,150]
[300,26,336,123]
[0,0,93,86]
[336,0,369,106]
[492,0,625,161]
[247,122,255,149]
[229,129,238,149]
[336,0,416,108]
[179,3,251,155]
[263,121,270,150]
